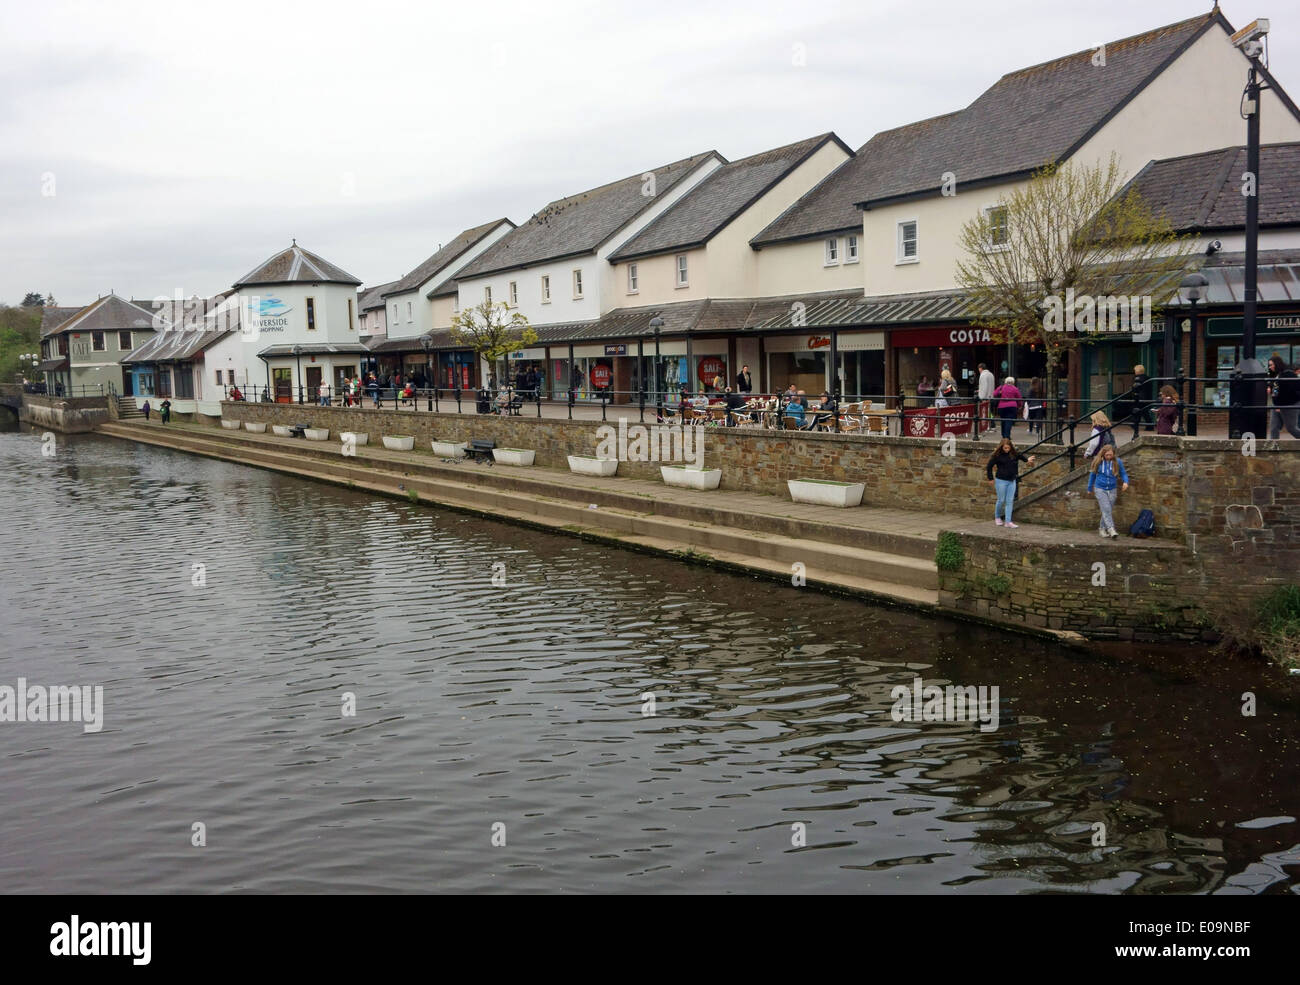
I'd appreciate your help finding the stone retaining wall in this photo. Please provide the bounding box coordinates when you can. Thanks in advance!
[215,401,1073,521]
[21,394,110,432]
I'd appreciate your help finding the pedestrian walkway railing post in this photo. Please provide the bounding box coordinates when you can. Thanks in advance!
[455,388,462,413]
[1067,420,1077,471]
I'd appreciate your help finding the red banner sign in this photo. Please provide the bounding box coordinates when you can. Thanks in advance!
[589,364,612,388]
[698,356,726,382]
[892,327,1003,347]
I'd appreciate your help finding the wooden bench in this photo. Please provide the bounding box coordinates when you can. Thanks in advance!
[468,438,496,464]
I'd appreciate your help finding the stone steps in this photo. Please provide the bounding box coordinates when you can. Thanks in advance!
[98,421,941,608]
[117,397,143,419]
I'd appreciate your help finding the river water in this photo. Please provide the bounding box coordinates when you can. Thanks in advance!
[1,429,1298,894]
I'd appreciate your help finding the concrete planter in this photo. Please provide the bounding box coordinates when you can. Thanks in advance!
[788,478,864,508]
[244,422,267,433]
[271,425,293,437]
[568,455,618,476]
[492,448,535,467]
[304,428,330,441]
[220,420,241,430]
[431,440,465,458]
[341,432,369,446]
[662,466,722,490]
[382,435,415,451]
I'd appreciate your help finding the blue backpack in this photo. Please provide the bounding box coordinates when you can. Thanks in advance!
[1129,509,1155,539]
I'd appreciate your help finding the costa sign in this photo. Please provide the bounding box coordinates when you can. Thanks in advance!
[893,327,998,347]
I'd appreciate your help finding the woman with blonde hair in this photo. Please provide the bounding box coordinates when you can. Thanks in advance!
[1083,410,1114,460]
[1087,444,1130,537]
[934,368,957,408]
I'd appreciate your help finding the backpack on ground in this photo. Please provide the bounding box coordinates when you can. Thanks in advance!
[1130,509,1156,539]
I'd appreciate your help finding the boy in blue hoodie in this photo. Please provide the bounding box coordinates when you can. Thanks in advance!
[1086,444,1130,538]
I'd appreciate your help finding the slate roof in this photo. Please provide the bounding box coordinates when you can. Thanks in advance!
[455,151,724,279]
[382,218,513,298]
[428,279,458,299]
[233,243,362,288]
[753,11,1227,245]
[39,306,83,338]
[122,327,233,364]
[42,295,159,339]
[359,280,400,312]
[607,134,848,261]
[1119,143,1300,232]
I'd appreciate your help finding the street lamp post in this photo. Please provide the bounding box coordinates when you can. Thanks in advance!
[649,316,663,419]
[291,344,303,404]
[420,334,434,411]
[1179,273,1208,437]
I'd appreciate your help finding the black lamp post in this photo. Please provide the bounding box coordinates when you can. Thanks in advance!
[420,333,433,411]
[291,344,303,404]
[685,323,694,394]
[1179,273,1208,437]
[650,316,663,418]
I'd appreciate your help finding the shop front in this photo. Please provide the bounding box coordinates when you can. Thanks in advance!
[1204,311,1300,408]
[438,351,477,390]
[891,325,1047,403]
[764,332,884,397]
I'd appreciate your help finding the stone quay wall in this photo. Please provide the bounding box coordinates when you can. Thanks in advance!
[213,401,1074,521]
[21,394,110,433]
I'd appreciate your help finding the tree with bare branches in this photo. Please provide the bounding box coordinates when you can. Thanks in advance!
[449,300,539,385]
[955,154,1196,435]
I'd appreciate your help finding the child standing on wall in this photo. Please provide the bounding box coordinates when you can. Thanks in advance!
[1086,444,1129,538]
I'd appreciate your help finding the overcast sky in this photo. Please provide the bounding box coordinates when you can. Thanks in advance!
[1,0,1292,305]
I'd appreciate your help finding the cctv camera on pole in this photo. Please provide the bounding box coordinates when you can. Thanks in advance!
[1229,18,1270,439]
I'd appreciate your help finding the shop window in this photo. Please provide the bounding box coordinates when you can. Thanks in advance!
[306,298,316,330]
[897,221,918,263]
[675,255,688,287]
[627,264,638,294]
[119,331,132,350]
[92,331,105,351]
[846,236,859,262]
[824,238,839,265]
[541,275,551,303]
[986,206,1009,248]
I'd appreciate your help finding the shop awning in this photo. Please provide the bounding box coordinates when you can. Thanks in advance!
[258,343,370,358]
[38,358,68,372]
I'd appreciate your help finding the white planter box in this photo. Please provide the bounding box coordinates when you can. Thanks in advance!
[382,435,415,451]
[304,428,330,441]
[243,422,267,433]
[568,455,618,476]
[787,478,864,508]
[272,425,293,437]
[341,432,369,446]
[220,420,241,430]
[492,448,535,467]
[661,466,722,490]
[431,440,465,458]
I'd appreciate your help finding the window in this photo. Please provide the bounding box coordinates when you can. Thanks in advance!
[573,269,584,298]
[846,235,859,262]
[509,281,518,306]
[227,370,235,385]
[215,370,223,385]
[92,331,105,351]
[485,286,492,305]
[897,220,918,263]
[675,254,688,287]
[348,298,355,330]
[306,297,316,330]
[406,301,413,321]
[986,206,1009,248]
[541,275,551,303]
[119,330,132,350]
[392,304,398,324]
[627,264,638,293]
[824,238,839,265]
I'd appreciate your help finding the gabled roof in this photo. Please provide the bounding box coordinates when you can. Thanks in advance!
[1119,143,1300,232]
[359,280,400,312]
[233,243,361,289]
[429,279,459,299]
[122,326,234,365]
[607,134,849,261]
[42,295,158,338]
[39,306,83,338]
[454,151,724,279]
[753,11,1236,245]
[382,218,514,298]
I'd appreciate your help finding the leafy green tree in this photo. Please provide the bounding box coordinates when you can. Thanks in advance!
[21,292,44,307]
[450,300,538,384]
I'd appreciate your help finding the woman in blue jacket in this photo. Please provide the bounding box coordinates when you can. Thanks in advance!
[1086,444,1130,538]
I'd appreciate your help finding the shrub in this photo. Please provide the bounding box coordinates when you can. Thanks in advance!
[935,532,965,572]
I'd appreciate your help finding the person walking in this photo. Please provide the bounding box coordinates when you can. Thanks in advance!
[1267,354,1300,439]
[977,362,995,434]
[985,436,1035,528]
[1084,411,1115,460]
[1129,364,1152,438]
[1025,378,1045,437]
[159,398,171,424]
[992,376,1022,438]
[318,382,330,407]
[736,365,753,395]
[142,399,151,421]
[1087,444,1130,538]
[934,369,957,408]
[1156,385,1180,435]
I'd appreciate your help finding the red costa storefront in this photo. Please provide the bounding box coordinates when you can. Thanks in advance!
[891,325,1045,400]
